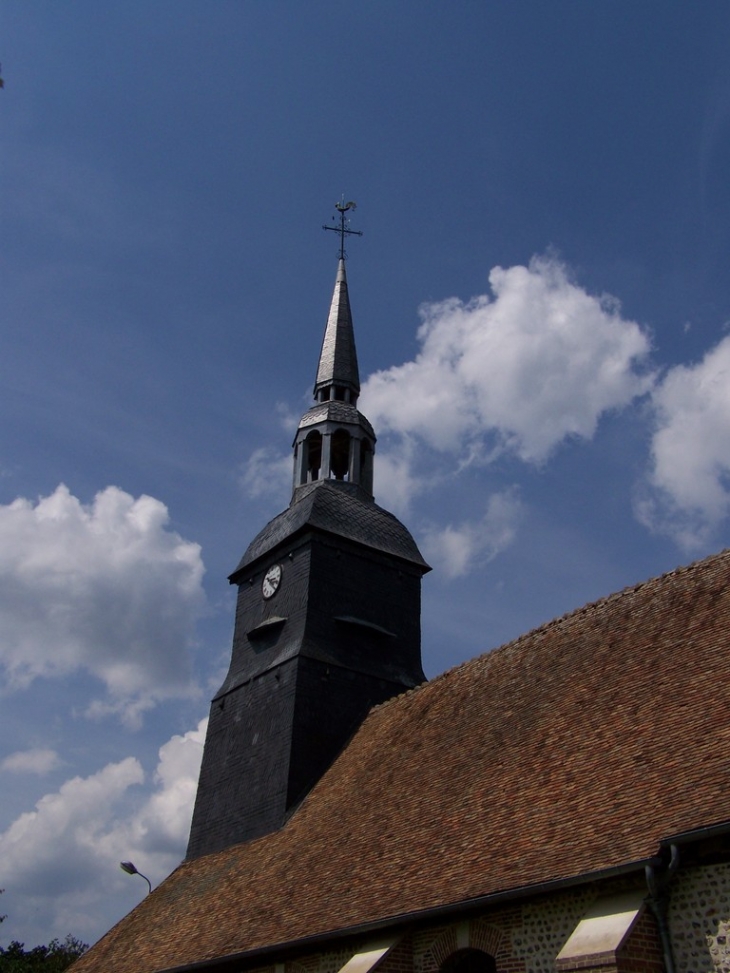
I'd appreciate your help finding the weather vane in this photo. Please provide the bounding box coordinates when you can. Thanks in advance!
[323,196,363,260]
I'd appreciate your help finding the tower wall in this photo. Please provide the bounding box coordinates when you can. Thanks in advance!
[186,659,298,859]
[221,541,313,694]
[188,527,426,860]
[287,657,413,811]
[304,536,425,686]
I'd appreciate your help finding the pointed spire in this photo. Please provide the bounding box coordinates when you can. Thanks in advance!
[314,259,360,404]
[293,256,375,497]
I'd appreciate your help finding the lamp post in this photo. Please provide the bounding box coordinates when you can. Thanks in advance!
[120,860,152,894]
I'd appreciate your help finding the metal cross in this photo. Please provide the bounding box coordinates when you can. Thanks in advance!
[323,197,363,260]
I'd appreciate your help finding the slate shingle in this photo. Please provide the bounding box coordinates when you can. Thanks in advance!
[231,480,429,577]
[297,401,375,438]
[314,259,360,396]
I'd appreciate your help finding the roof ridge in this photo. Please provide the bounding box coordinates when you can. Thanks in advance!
[367,676,430,714]
[408,547,730,695]
[533,545,730,632]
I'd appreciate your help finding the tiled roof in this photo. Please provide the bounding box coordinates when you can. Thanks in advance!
[297,401,375,438]
[73,549,730,973]
[231,480,429,577]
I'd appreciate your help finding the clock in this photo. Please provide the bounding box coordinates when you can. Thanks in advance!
[262,563,282,599]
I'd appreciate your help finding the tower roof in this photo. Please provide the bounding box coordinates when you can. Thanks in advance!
[230,479,429,578]
[314,259,360,398]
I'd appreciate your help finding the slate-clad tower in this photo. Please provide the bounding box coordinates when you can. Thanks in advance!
[187,251,430,860]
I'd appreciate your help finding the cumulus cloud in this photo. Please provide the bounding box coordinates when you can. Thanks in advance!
[372,439,424,517]
[421,488,523,578]
[1,749,62,775]
[241,446,292,506]
[275,400,303,435]
[638,335,730,548]
[0,757,145,895]
[124,718,207,856]
[0,718,207,946]
[361,255,654,466]
[0,485,205,725]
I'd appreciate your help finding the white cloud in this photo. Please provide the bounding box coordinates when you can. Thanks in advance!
[638,335,730,548]
[0,718,207,946]
[0,485,205,725]
[372,439,423,516]
[420,488,523,578]
[276,400,303,435]
[1,749,61,775]
[241,446,292,506]
[361,255,654,465]
[0,757,145,912]
[125,718,207,856]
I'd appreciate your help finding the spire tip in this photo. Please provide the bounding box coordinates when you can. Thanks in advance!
[322,196,363,261]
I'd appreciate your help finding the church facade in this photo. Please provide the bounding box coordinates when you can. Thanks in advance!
[72,244,730,973]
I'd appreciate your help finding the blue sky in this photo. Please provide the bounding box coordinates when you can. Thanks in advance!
[2,0,730,948]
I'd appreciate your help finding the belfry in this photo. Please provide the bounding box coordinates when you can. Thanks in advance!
[186,204,430,860]
[293,258,375,493]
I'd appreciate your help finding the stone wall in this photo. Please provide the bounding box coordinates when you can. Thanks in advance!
[669,863,730,973]
[240,869,730,973]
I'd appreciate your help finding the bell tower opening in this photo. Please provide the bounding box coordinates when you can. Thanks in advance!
[304,431,322,482]
[330,429,350,480]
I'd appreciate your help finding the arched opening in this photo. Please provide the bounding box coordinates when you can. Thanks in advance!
[304,431,322,482]
[439,949,496,973]
[330,429,350,480]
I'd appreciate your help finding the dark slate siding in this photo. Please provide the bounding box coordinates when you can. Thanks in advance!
[217,542,313,696]
[304,534,425,686]
[186,659,298,859]
[188,520,426,861]
[287,657,409,810]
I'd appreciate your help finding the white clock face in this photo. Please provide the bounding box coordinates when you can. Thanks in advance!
[262,563,282,599]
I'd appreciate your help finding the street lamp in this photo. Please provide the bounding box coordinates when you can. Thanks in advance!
[120,860,152,894]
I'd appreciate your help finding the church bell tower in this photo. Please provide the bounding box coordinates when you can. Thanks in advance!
[187,205,430,860]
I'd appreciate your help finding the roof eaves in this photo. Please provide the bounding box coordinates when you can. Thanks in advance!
[158,855,662,973]
[659,817,730,847]
[228,521,313,583]
[230,510,429,583]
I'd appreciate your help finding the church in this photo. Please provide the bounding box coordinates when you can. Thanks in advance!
[72,215,730,973]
